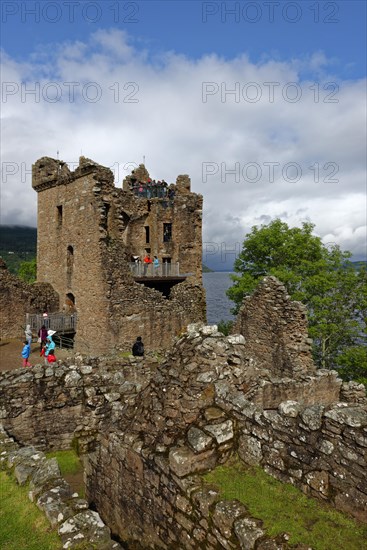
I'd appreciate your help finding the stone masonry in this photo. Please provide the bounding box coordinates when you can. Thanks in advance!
[0,426,122,550]
[0,258,59,339]
[232,276,315,377]
[32,155,205,354]
[1,278,366,548]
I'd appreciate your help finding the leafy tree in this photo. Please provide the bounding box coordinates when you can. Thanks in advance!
[336,346,367,386]
[227,220,366,374]
[18,258,37,284]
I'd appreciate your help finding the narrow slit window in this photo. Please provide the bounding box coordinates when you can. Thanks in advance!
[57,205,63,226]
[145,226,150,244]
[163,223,172,242]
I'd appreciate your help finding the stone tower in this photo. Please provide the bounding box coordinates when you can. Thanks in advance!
[32,156,205,354]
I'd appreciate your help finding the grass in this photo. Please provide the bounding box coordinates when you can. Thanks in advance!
[0,471,61,550]
[46,449,82,476]
[46,449,85,497]
[203,458,367,550]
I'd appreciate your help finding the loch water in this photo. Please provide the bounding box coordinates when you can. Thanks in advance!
[203,272,235,325]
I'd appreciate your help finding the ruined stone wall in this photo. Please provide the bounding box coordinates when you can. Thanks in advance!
[0,328,366,548]
[85,326,366,548]
[103,241,206,350]
[0,426,122,550]
[217,384,367,523]
[0,259,59,339]
[232,276,315,377]
[2,274,366,548]
[0,356,153,450]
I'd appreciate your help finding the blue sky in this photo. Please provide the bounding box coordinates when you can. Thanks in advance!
[2,1,365,78]
[1,1,366,269]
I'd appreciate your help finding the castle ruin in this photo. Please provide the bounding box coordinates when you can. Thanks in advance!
[31,156,205,354]
[1,277,366,548]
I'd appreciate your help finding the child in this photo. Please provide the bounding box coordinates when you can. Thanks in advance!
[47,350,57,363]
[44,331,56,365]
[21,341,32,367]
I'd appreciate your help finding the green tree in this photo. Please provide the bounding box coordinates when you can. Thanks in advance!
[336,346,367,386]
[227,220,366,375]
[18,258,37,284]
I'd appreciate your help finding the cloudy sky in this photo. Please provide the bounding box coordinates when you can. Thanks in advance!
[1,0,366,269]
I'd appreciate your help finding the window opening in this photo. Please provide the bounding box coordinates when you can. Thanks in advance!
[57,205,63,226]
[163,223,172,242]
[145,226,150,244]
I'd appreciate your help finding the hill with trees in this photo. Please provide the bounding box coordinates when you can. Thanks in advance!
[0,226,37,275]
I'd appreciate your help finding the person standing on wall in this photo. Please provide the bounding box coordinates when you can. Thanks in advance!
[132,336,144,357]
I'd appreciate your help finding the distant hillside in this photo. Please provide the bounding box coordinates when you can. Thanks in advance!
[203,264,214,273]
[0,226,37,274]
[351,261,367,271]
[0,226,37,252]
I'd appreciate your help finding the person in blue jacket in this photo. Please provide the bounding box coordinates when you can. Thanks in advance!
[21,341,32,367]
[44,330,56,365]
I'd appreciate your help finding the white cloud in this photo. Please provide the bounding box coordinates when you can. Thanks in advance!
[1,30,366,261]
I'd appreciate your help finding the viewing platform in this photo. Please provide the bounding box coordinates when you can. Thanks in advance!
[130,183,174,200]
[129,262,184,279]
[26,312,77,334]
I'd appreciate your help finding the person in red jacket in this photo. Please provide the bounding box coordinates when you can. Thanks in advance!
[47,350,57,363]
[143,254,152,276]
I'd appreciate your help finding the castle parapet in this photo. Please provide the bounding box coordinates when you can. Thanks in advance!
[32,156,114,193]
[32,156,72,192]
[176,174,191,193]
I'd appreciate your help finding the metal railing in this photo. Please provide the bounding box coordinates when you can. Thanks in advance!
[26,312,77,333]
[54,334,75,349]
[129,262,180,278]
[130,183,175,200]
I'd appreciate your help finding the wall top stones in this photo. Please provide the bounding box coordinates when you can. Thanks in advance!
[32,156,115,192]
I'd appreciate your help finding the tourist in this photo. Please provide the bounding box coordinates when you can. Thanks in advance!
[153,255,159,275]
[47,350,57,363]
[143,254,152,276]
[132,336,144,357]
[24,324,33,347]
[44,330,56,365]
[21,341,32,367]
[38,324,48,352]
[131,255,140,276]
